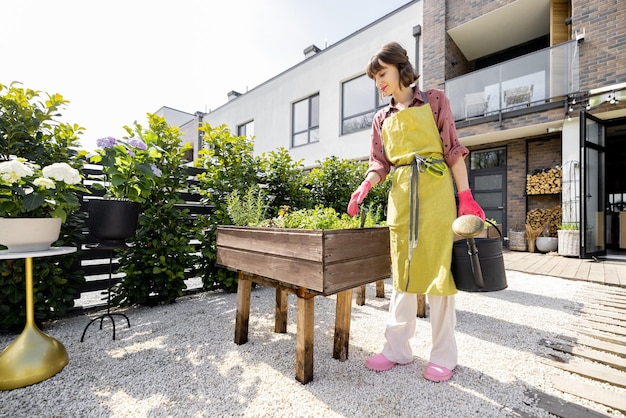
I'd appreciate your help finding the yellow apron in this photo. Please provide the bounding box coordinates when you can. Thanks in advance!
[382,103,457,296]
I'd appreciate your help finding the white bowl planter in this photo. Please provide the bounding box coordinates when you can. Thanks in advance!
[0,217,62,252]
[535,236,558,253]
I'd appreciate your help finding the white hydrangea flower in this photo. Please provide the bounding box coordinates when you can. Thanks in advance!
[42,162,81,185]
[33,177,56,189]
[0,160,35,184]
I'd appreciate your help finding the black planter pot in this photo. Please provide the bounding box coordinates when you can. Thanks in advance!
[87,199,141,248]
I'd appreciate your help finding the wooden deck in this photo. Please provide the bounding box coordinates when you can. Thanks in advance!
[502,250,626,288]
[502,250,626,417]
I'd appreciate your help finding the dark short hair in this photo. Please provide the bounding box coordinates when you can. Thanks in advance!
[366,42,419,88]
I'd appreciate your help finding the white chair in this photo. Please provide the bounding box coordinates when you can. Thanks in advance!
[464,92,489,118]
[504,85,534,108]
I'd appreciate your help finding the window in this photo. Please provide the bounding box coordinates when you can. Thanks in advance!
[292,94,319,147]
[238,120,254,138]
[342,74,387,135]
[470,148,506,170]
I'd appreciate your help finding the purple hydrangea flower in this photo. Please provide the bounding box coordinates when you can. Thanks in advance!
[127,138,147,150]
[96,136,117,148]
[150,164,162,177]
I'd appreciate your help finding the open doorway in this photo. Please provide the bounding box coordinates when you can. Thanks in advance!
[605,119,626,260]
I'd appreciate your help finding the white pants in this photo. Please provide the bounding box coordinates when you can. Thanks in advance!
[381,289,458,370]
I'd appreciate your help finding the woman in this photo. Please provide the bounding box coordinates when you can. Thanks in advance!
[347,42,485,382]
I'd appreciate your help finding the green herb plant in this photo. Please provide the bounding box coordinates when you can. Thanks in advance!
[226,185,268,226]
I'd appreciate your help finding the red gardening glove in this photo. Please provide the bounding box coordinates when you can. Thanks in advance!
[457,189,485,221]
[347,180,372,217]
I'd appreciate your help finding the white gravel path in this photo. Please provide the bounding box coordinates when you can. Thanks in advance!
[1,271,624,418]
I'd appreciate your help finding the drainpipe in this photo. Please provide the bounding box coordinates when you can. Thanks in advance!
[195,111,204,161]
[413,25,422,76]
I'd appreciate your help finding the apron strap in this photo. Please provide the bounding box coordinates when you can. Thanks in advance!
[397,153,447,261]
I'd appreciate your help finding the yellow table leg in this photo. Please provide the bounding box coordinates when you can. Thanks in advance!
[0,257,69,390]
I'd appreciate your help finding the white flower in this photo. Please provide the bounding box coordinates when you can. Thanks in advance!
[0,160,35,184]
[42,163,81,185]
[33,177,56,189]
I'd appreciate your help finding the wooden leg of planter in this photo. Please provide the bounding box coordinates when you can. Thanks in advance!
[333,289,352,361]
[275,288,288,333]
[234,272,252,345]
[376,280,385,298]
[355,285,365,306]
[296,294,314,384]
[416,294,426,318]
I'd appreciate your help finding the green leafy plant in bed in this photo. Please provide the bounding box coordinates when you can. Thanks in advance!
[226,185,384,229]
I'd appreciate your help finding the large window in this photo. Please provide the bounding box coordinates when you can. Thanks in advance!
[292,94,319,147]
[238,120,254,138]
[342,74,387,135]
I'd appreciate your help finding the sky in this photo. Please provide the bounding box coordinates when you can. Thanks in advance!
[2,0,410,151]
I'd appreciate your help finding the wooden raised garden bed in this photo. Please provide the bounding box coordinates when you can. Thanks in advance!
[216,226,391,295]
[216,225,391,384]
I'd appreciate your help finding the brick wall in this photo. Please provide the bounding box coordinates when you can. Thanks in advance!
[502,139,527,231]
[575,0,626,90]
[421,0,446,89]
[422,0,624,241]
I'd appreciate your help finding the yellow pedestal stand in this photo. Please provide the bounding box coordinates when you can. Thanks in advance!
[0,247,76,390]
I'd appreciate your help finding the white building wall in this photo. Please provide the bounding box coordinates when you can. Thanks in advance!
[154,106,199,156]
[202,1,423,167]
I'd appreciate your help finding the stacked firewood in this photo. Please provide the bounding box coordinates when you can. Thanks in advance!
[526,167,562,195]
[526,206,562,237]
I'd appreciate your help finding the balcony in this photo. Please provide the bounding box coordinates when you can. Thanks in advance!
[445,40,579,122]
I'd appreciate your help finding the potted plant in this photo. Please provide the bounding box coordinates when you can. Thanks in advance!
[0,158,86,252]
[535,224,558,253]
[557,222,580,257]
[86,136,162,246]
[507,224,527,251]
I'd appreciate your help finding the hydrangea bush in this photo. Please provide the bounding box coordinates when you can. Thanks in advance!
[89,136,162,203]
[0,158,86,221]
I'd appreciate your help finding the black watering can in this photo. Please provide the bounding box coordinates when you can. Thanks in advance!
[451,215,507,292]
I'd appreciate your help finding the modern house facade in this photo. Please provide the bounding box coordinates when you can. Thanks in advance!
[162,0,626,259]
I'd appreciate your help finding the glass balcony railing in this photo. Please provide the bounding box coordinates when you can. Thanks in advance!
[445,40,580,121]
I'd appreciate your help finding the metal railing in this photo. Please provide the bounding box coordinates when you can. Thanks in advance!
[446,40,580,121]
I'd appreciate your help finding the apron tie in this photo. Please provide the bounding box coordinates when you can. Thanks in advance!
[397,154,448,261]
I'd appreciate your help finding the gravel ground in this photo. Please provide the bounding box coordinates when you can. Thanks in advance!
[1,270,625,418]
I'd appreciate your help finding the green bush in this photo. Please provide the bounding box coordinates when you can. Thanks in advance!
[113,114,198,306]
[305,156,362,214]
[256,147,310,216]
[193,123,259,292]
